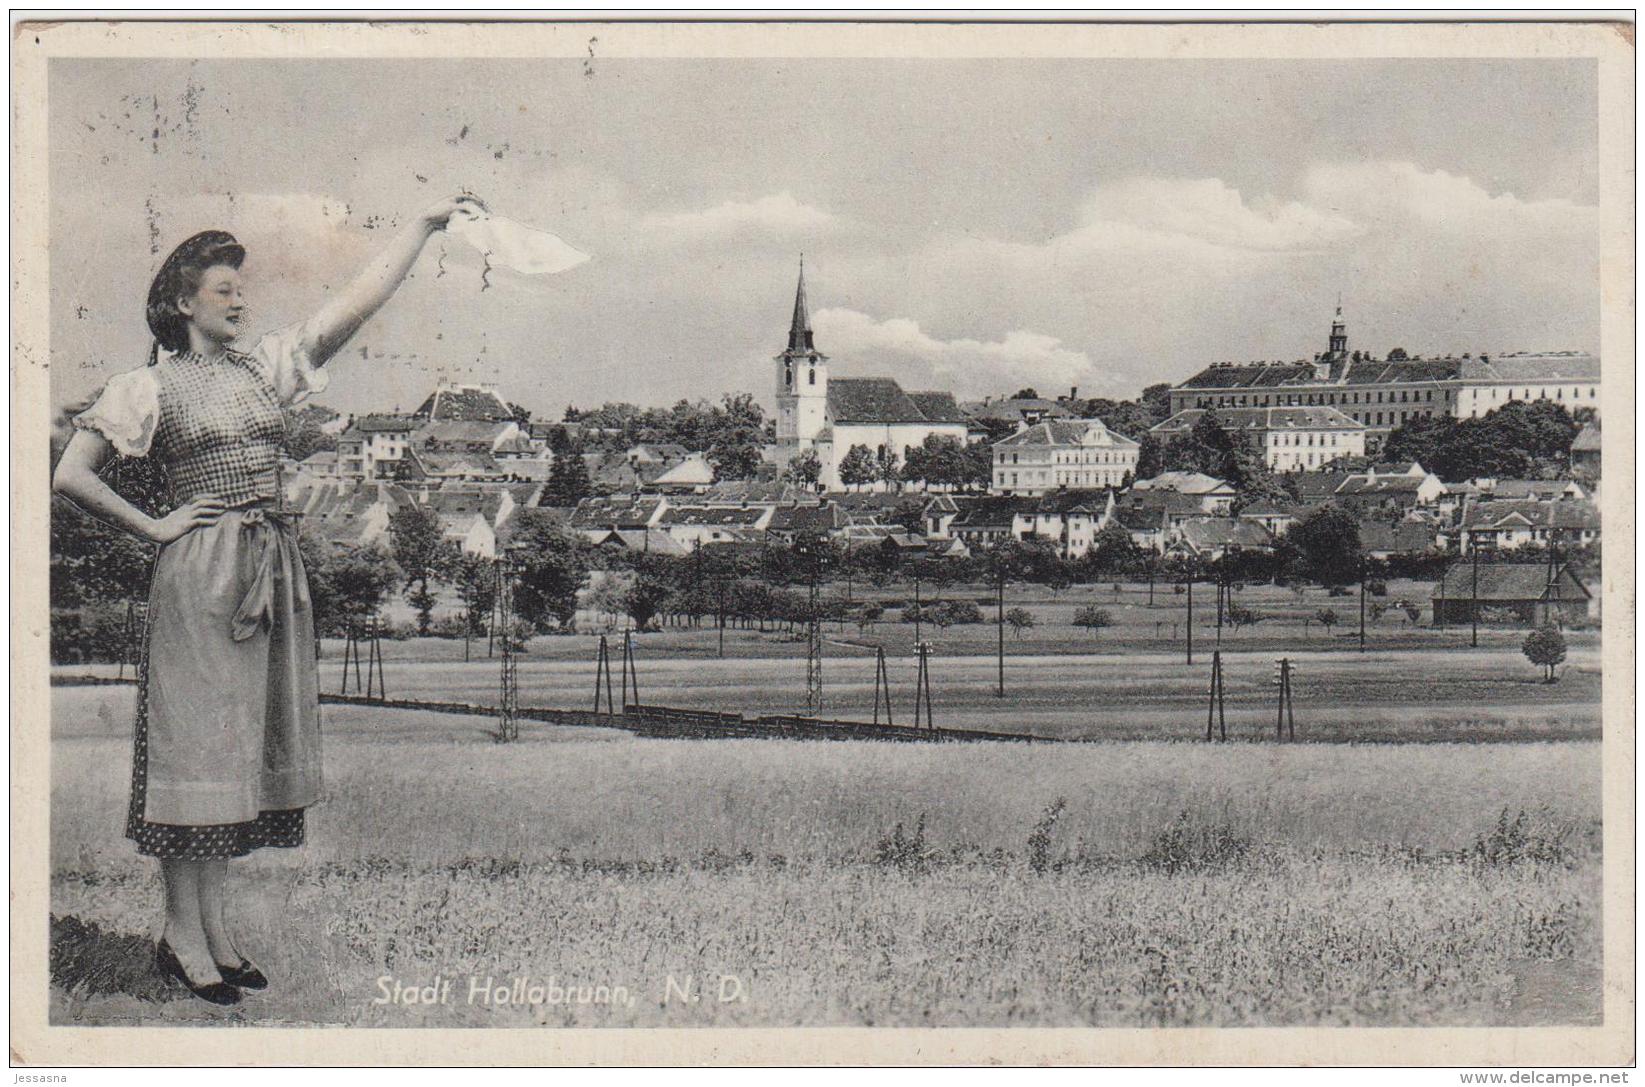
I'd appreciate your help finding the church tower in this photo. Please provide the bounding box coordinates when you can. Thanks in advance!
[775,257,829,447]
[1328,300,1348,359]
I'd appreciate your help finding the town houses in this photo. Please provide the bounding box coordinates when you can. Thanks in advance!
[274,273,1599,589]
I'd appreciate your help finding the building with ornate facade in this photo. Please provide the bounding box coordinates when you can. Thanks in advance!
[1166,306,1599,453]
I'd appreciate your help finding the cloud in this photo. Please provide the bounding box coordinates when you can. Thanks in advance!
[1079,176,1363,252]
[812,307,1101,399]
[639,191,843,243]
[1301,160,1597,236]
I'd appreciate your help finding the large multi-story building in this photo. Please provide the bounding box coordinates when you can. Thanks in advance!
[771,260,971,490]
[1166,306,1599,452]
[990,418,1139,495]
[1149,405,1368,472]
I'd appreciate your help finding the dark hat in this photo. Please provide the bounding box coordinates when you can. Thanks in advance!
[145,230,246,351]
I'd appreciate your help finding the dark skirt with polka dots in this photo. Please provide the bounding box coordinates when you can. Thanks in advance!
[124,617,306,859]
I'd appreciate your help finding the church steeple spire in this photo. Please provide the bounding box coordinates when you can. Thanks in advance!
[786,255,818,356]
[1328,295,1348,359]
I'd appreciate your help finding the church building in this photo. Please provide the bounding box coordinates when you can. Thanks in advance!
[772,260,971,490]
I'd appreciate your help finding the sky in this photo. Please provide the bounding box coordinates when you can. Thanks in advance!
[48,57,1599,420]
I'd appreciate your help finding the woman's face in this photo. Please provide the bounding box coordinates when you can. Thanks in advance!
[178,263,245,346]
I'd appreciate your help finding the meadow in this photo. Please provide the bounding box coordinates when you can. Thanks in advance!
[50,687,1602,1028]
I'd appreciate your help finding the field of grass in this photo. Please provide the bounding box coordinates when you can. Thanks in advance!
[62,607,1601,744]
[50,688,1602,1028]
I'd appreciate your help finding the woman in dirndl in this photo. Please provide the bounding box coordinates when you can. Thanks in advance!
[52,195,483,1005]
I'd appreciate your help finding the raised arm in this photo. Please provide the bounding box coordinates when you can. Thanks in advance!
[302,195,486,366]
[53,428,225,544]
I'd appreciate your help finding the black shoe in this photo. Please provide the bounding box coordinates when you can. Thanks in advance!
[155,937,242,1006]
[214,956,268,991]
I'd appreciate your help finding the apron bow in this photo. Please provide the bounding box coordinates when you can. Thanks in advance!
[231,508,299,641]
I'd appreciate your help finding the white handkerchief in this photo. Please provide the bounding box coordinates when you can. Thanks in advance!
[447,207,591,276]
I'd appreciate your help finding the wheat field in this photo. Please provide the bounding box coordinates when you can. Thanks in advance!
[50,691,1602,1028]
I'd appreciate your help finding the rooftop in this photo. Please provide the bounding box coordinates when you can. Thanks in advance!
[994,419,1139,449]
[1152,406,1365,434]
[1433,562,1591,601]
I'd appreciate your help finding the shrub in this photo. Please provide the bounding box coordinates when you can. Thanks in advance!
[1365,579,1389,597]
[50,605,135,665]
[937,600,984,625]
[426,614,473,639]
[1470,807,1575,868]
[1026,797,1066,873]
[1139,811,1251,874]
[1073,605,1113,637]
[873,813,933,872]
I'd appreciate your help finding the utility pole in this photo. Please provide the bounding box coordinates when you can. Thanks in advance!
[913,640,934,730]
[800,538,826,715]
[716,578,726,658]
[1215,565,1225,645]
[1470,544,1480,648]
[1274,657,1297,740]
[913,574,922,645]
[593,635,616,715]
[1185,576,1194,666]
[1206,649,1227,742]
[496,553,519,742]
[621,630,639,711]
[872,645,893,726]
[995,560,1006,698]
[1359,556,1367,653]
[1544,528,1562,628]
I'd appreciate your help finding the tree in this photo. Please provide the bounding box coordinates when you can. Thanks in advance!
[1072,605,1113,638]
[1382,399,1581,482]
[875,445,901,490]
[452,553,497,636]
[299,536,402,637]
[506,509,593,631]
[1287,504,1363,588]
[1083,521,1144,576]
[707,392,766,481]
[1313,607,1339,636]
[582,572,631,632]
[624,569,675,631]
[783,448,822,487]
[1386,347,1409,361]
[388,504,458,635]
[1134,432,1166,481]
[1004,607,1035,639]
[1225,603,1259,631]
[1523,623,1567,683]
[903,433,968,490]
[543,432,593,508]
[50,497,156,609]
[1011,387,1040,401]
[954,441,995,492]
[282,403,341,463]
[839,444,877,491]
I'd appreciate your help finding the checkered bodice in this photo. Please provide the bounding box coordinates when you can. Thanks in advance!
[151,351,288,507]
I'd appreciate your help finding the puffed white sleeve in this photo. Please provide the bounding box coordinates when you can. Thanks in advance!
[247,321,330,406]
[71,368,160,457]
